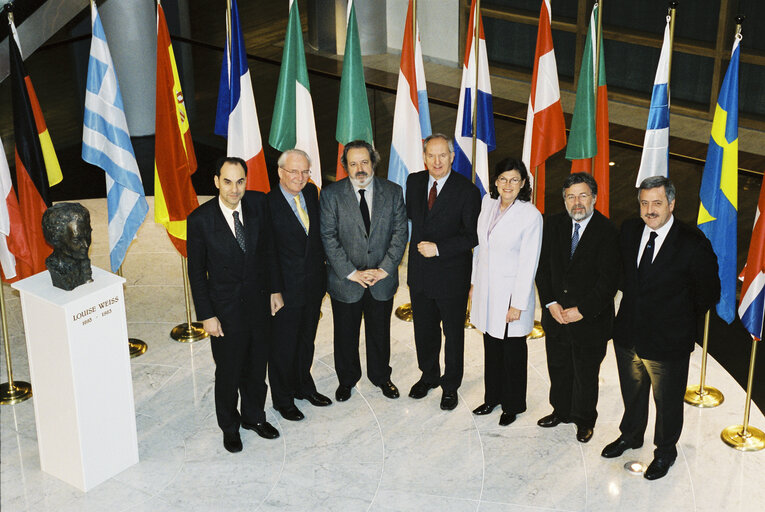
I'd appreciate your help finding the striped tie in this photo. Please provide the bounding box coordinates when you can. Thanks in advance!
[570,223,580,260]
[232,211,246,252]
[294,195,309,233]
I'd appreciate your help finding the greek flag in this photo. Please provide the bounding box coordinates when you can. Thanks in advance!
[82,3,148,272]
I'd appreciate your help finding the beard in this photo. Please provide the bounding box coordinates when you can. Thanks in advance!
[567,204,593,222]
[350,172,373,188]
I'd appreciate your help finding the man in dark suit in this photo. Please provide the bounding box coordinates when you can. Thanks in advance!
[187,157,283,453]
[602,176,719,480]
[267,149,332,422]
[406,134,481,410]
[320,140,408,402]
[535,173,620,443]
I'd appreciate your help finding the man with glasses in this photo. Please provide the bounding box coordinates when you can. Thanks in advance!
[267,149,332,422]
[535,172,620,443]
[320,140,408,402]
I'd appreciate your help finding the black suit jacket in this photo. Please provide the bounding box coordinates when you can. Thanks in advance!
[536,210,621,345]
[406,170,481,299]
[187,191,281,331]
[267,183,326,307]
[614,217,720,360]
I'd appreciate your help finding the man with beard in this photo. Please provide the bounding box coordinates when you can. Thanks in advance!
[535,172,620,443]
[320,140,408,402]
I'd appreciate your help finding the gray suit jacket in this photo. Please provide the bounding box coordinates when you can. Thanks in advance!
[320,177,408,303]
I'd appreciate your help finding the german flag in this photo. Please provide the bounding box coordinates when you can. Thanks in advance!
[154,3,199,257]
[9,28,59,278]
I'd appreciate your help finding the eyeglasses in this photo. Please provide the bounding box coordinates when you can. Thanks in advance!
[497,177,522,185]
[565,193,592,202]
[281,167,311,177]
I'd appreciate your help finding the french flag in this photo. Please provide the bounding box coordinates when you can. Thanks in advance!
[636,17,671,186]
[739,175,765,340]
[521,0,566,213]
[388,0,431,196]
[454,0,495,196]
[215,0,270,192]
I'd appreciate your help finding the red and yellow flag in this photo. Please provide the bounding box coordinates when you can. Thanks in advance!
[155,3,199,257]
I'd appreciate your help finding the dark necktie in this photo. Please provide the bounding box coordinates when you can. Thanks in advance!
[638,231,658,273]
[232,210,246,252]
[359,189,371,235]
[428,181,438,210]
[570,223,580,260]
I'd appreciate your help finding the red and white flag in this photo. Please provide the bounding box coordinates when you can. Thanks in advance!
[0,135,31,282]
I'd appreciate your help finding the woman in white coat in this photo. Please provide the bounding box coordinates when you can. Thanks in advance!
[469,158,543,426]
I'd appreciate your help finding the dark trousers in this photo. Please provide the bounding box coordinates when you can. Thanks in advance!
[615,343,690,459]
[331,290,393,388]
[410,291,468,392]
[545,330,607,429]
[210,327,268,433]
[483,333,528,414]
[268,296,323,409]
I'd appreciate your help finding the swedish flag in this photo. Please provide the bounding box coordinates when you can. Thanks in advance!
[698,36,740,324]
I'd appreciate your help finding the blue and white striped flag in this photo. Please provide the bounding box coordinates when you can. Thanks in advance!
[82,2,148,272]
[635,17,671,186]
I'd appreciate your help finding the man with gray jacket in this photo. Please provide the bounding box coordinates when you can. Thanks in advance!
[320,140,408,402]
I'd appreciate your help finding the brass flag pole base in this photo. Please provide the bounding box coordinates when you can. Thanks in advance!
[528,320,545,339]
[684,384,724,407]
[128,338,148,358]
[0,381,32,405]
[170,322,208,343]
[464,311,474,329]
[721,425,765,452]
[395,303,413,322]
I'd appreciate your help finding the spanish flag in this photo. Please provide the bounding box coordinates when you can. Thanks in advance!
[154,3,199,256]
[9,26,60,278]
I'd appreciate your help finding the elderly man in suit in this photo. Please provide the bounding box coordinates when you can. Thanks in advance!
[320,140,408,402]
[187,157,283,453]
[406,134,481,410]
[535,172,621,443]
[267,149,332,423]
[603,176,719,480]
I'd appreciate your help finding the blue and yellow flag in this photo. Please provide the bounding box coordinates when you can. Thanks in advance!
[698,35,740,324]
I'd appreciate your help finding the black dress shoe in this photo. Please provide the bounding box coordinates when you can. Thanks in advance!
[576,426,594,443]
[440,391,458,410]
[335,385,352,402]
[644,456,675,480]
[242,421,280,439]
[537,413,569,428]
[276,405,305,421]
[472,403,498,415]
[601,437,642,458]
[223,431,242,453]
[296,391,332,407]
[378,380,400,399]
[499,412,516,426]
[409,380,438,399]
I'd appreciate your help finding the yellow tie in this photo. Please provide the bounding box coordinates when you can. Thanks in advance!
[294,195,310,232]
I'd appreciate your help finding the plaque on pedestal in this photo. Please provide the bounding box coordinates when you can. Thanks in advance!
[12,266,139,491]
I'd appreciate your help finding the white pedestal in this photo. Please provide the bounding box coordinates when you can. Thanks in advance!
[12,266,139,491]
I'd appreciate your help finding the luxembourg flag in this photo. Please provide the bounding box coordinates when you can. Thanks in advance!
[388,0,431,196]
[739,174,765,340]
[215,0,270,192]
[453,0,495,196]
[635,17,671,186]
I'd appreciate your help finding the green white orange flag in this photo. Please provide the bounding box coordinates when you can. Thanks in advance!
[269,0,322,187]
[335,0,373,180]
[565,3,610,216]
[154,3,199,257]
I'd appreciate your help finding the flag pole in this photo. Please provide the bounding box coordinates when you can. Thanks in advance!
[684,310,724,406]
[721,334,765,451]
[116,265,148,357]
[0,280,33,405]
[170,256,208,342]
[667,1,678,89]
[591,1,603,176]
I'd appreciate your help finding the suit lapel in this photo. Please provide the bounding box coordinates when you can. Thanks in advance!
[426,172,454,220]
[213,200,241,254]
[341,179,367,234]
[369,178,387,235]
[241,195,259,255]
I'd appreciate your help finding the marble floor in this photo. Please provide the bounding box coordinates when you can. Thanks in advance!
[2,197,764,512]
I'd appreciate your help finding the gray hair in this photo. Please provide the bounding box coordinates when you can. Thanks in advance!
[638,176,676,203]
[423,133,454,154]
[277,148,311,168]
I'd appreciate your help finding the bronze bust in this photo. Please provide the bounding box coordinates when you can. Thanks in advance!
[42,203,93,291]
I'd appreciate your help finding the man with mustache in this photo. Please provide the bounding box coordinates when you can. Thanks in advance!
[603,176,719,480]
[535,173,621,443]
[320,140,408,402]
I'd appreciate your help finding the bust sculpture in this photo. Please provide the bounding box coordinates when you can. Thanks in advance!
[42,203,93,291]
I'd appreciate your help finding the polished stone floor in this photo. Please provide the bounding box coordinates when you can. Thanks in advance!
[1,197,764,512]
